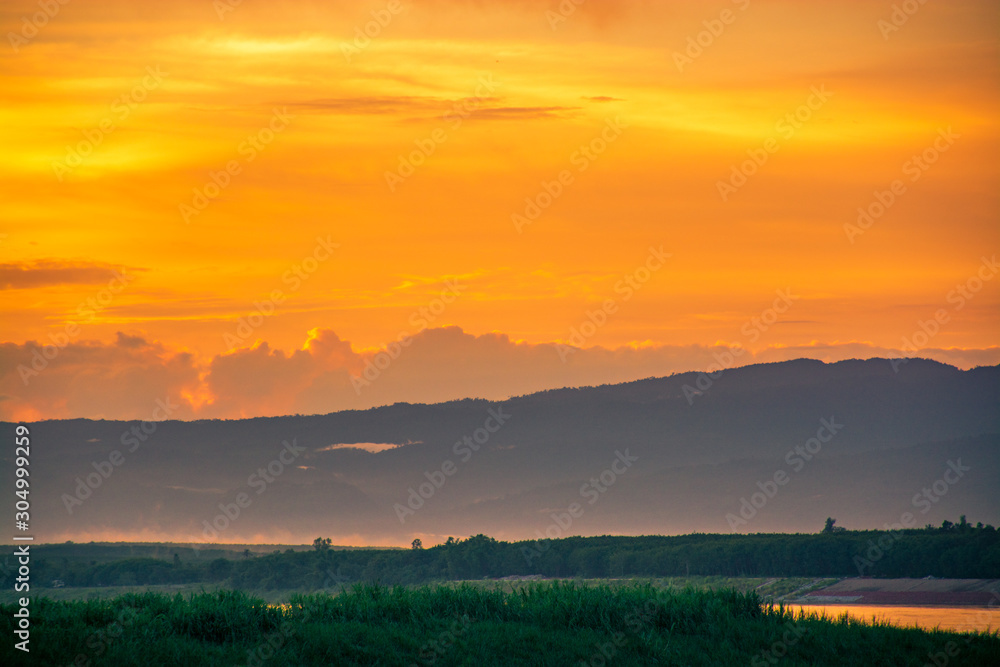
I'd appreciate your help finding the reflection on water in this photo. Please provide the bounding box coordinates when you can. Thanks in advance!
[791,605,999,633]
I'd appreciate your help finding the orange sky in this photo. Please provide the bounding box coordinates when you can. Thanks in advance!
[1,0,998,420]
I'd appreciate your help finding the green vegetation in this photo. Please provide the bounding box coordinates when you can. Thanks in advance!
[9,541,317,566]
[0,576,831,606]
[5,523,996,664]
[3,583,998,666]
[9,521,997,594]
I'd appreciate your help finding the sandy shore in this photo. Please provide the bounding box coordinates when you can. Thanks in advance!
[799,578,1000,607]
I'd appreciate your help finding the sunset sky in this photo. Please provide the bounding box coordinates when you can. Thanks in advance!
[1,0,998,421]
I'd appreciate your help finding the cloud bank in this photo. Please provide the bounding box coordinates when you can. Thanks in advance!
[2,326,997,421]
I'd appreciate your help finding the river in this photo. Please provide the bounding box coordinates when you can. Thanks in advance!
[791,604,999,633]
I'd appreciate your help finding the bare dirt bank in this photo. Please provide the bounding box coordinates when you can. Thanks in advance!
[803,578,1000,606]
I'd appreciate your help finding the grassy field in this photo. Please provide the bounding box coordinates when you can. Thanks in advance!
[0,576,841,606]
[3,582,999,666]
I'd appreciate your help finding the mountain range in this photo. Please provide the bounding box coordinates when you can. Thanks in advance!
[5,357,998,546]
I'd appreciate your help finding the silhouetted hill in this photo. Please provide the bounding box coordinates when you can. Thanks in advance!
[3,358,997,545]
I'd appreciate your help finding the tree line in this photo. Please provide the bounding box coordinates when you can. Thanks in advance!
[10,519,997,590]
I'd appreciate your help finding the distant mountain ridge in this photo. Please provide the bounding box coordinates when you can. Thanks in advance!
[4,357,998,545]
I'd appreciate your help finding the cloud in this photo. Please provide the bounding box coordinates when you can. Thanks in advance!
[424,0,644,29]
[3,326,997,421]
[202,329,364,418]
[0,333,199,421]
[283,95,577,122]
[0,260,145,290]
[285,96,443,115]
[464,106,579,120]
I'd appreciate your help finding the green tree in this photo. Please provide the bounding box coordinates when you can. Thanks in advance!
[411,539,423,550]
[207,558,232,581]
[313,537,332,552]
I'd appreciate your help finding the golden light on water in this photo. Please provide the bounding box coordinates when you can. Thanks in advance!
[793,605,999,634]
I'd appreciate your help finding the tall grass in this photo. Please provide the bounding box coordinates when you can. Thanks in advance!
[3,583,998,666]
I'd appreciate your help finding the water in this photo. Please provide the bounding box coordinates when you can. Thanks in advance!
[791,604,999,633]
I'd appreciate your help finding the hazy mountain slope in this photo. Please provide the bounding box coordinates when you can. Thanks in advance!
[3,358,998,544]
